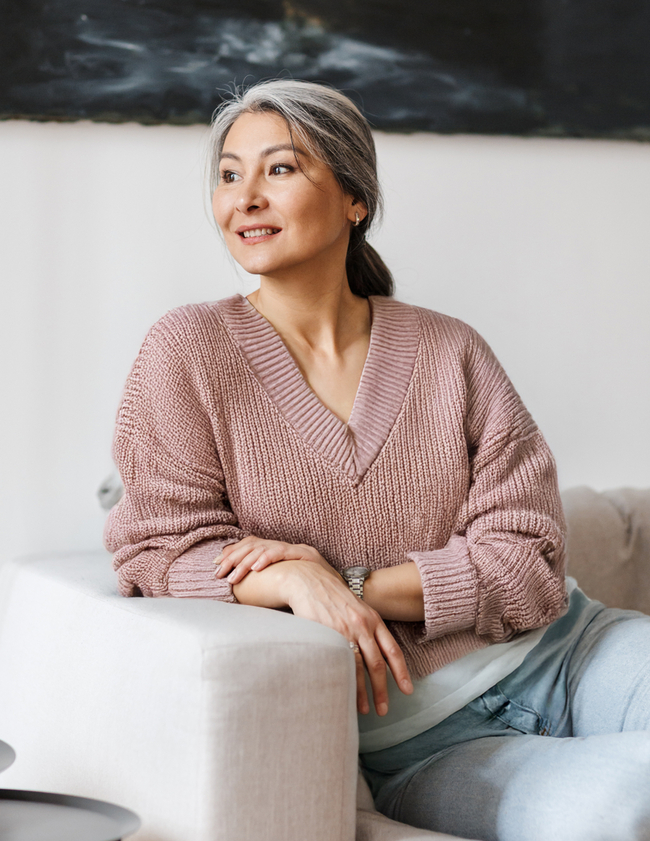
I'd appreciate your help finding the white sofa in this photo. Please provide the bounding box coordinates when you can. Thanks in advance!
[0,487,648,841]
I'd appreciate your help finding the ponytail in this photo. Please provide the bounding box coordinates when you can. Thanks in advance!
[346,228,394,298]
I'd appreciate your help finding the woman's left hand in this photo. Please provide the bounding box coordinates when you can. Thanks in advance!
[215,537,337,585]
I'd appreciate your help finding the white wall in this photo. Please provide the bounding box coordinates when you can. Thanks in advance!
[1,119,649,562]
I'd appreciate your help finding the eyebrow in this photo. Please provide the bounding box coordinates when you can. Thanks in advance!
[219,143,307,162]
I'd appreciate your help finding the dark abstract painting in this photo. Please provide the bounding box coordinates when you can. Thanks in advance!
[2,0,650,138]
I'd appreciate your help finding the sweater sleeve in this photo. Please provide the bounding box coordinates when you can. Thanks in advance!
[104,319,247,600]
[408,328,568,644]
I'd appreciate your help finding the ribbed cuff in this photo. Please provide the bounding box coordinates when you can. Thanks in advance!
[167,538,239,602]
[408,535,478,642]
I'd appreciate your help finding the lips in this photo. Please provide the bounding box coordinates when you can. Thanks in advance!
[237,227,281,239]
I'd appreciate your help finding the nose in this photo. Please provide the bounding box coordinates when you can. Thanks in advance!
[235,176,269,214]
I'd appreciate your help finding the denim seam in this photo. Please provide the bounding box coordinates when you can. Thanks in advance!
[486,686,550,736]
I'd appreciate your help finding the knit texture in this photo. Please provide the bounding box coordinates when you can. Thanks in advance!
[104,294,567,680]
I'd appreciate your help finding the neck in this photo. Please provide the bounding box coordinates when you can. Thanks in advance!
[247,271,370,356]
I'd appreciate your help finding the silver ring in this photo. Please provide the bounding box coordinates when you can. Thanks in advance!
[349,641,360,654]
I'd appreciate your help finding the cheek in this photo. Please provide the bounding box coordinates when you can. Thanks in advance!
[211,191,229,231]
[309,202,349,246]
[292,189,346,237]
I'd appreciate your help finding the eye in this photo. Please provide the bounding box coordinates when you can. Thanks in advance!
[220,170,240,184]
[270,163,294,176]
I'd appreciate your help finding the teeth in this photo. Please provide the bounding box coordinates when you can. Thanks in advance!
[242,228,278,238]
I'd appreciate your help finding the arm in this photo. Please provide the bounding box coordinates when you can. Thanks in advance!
[363,562,425,622]
[215,537,425,621]
[104,319,246,601]
[232,559,413,715]
[408,328,568,644]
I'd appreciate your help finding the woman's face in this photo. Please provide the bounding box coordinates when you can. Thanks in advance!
[212,111,360,280]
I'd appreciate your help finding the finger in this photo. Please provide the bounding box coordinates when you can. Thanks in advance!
[226,547,269,584]
[214,546,241,577]
[253,542,323,565]
[214,555,234,577]
[250,551,271,572]
[223,542,293,577]
[222,538,283,563]
[358,635,389,716]
[375,625,413,695]
[215,540,263,577]
[250,545,288,571]
[215,554,241,577]
[217,547,263,581]
[218,537,255,561]
[355,652,370,715]
[276,543,315,561]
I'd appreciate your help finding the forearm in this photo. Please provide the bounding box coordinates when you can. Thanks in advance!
[231,553,425,623]
[232,561,293,609]
[363,562,425,622]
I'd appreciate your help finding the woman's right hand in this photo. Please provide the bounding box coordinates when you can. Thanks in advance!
[234,560,412,715]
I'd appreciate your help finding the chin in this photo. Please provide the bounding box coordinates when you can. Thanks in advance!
[231,249,294,278]
[230,242,322,278]
[234,256,282,276]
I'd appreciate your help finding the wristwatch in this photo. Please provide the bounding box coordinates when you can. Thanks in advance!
[341,566,371,599]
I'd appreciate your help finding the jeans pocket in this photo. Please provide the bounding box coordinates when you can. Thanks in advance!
[480,686,551,736]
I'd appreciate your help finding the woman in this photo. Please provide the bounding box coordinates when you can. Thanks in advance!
[105,80,650,841]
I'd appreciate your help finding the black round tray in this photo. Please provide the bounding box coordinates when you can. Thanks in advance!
[0,742,16,774]
[0,789,140,840]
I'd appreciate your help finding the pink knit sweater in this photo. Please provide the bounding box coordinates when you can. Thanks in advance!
[105,294,567,680]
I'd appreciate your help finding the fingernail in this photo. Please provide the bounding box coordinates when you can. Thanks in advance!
[214,554,223,564]
[361,703,369,715]
[214,564,221,574]
[227,571,237,583]
[377,703,388,716]
[401,679,413,692]
[251,561,263,571]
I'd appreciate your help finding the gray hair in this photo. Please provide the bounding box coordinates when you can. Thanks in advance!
[207,79,393,298]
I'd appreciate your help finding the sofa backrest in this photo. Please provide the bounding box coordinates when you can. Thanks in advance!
[562,487,650,614]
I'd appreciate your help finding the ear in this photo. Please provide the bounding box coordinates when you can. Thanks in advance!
[348,198,368,226]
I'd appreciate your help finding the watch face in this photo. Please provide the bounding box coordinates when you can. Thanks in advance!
[343,566,370,580]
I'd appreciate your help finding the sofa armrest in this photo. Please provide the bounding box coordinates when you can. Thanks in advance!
[0,553,358,841]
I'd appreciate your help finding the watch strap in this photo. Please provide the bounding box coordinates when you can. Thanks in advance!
[348,577,366,599]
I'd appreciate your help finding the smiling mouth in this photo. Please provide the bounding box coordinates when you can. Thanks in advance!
[239,227,281,239]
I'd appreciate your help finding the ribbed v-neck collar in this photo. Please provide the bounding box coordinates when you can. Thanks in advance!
[218,294,420,484]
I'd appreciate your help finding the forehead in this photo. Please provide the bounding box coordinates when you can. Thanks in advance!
[222,111,297,154]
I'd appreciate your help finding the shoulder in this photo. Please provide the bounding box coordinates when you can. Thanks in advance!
[376,297,487,361]
[147,295,238,348]
[380,300,537,444]
[137,295,244,370]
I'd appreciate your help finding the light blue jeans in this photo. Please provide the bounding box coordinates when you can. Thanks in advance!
[360,587,650,841]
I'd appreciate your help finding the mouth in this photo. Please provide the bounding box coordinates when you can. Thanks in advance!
[237,227,282,242]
